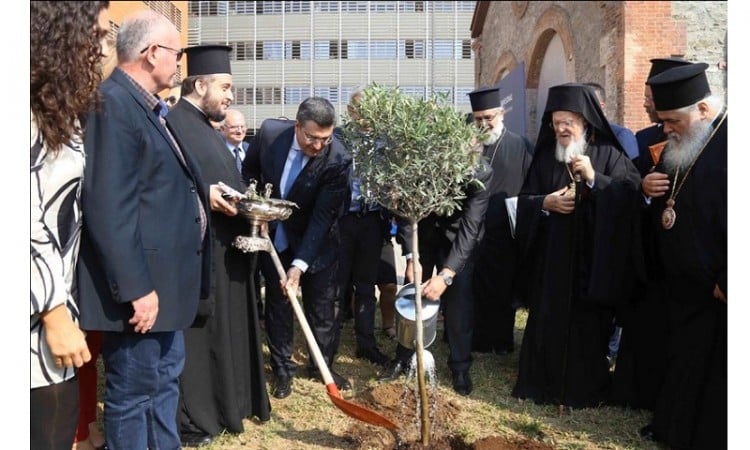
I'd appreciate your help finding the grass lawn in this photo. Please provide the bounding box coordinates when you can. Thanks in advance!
[156,308,662,449]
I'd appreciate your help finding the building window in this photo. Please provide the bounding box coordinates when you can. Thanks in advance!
[455,87,474,104]
[228,1,256,14]
[402,39,425,59]
[285,40,311,60]
[257,1,283,14]
[431,1,455,12]
[284,1,311,13]
[461,39,472,59]
[371,40,397,59]
[370,1,397,12]
[284,87,311,105]
[232,41,255,61]
[329,40,338,59]
[314,40,329,59]
[415,1,425,12]
[340,1,368,13]
[347,40,367,60]
[255,87,281,105]
[432,40,453,59]
[314,87,340,103]
[314,1,339,13]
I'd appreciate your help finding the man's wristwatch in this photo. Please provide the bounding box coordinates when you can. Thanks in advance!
[438,270,453,286]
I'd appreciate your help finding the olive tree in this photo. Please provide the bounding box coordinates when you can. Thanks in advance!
[340,85,484,445]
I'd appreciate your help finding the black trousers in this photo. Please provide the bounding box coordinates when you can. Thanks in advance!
[260,249,339,377]
[333,211,384,353]
[472,230,519,352]
[30,377,79,450]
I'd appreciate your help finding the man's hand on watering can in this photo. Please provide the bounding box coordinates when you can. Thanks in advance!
[421,267,455,301]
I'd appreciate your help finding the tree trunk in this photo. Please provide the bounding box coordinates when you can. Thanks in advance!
[410,220,430,446]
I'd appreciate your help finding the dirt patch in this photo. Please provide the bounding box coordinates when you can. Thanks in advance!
[344,383,555,449]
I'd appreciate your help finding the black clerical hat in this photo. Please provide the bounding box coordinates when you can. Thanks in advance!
[184,44,232,77]
[540,83,619,148]
[468,85,501,111]
[647,57,691,80]
[646,62,710,111]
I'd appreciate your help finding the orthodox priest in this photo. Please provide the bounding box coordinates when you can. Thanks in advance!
[166,45,271,446]
[467,86,534,356]
[638,62,727,450]
[511,83,641,408]
[610,56,690,411]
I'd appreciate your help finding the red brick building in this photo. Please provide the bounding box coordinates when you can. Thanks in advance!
[470,1,727,139]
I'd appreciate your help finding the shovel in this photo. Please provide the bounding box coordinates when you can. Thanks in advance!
[262,232,399,430]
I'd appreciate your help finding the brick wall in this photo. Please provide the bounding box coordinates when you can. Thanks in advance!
[473,1,727,139]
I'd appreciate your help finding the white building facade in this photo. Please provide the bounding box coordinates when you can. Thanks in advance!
[188,1,476,133]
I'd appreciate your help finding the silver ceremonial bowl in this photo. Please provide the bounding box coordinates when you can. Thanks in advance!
[232,181,298,253]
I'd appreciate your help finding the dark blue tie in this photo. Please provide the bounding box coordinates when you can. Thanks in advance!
[233,147,243,174]
[275,149,304,252]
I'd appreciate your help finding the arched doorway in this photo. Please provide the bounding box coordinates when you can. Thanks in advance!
[535,33,569,129]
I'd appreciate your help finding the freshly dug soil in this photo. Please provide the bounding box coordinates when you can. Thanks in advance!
[344,383,555,449]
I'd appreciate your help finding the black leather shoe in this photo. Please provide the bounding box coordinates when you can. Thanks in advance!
[180,431,213,447]
[452,370,473,396]
[306,368,352,391]
[378,359,408,381]
[355,346,390,366]
[639,424,656,441]
[271,374,293,399]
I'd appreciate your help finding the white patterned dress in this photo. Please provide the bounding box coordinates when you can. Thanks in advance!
[30,116,84,388]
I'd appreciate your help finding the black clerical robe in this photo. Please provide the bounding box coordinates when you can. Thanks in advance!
[512,139,641,408]
[472,130,534,353]
[647,113,727,449]
[166,99,271,435]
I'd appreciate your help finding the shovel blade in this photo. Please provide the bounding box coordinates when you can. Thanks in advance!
[326,384,399,430]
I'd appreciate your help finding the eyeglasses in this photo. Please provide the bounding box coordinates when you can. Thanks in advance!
[140,44,184,61]
[474,112,498,124]
[301,129,333,146]
[549,119,581,130]
[226,125,246,131]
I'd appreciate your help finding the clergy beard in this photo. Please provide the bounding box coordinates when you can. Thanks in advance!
[662,119,712,172]
[203,91,227,123]
[483,122,505,145]
[554,133,587,163]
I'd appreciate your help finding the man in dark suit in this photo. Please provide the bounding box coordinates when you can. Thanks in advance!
[220,108,250,173]
[242,97,352,400]
[77,10,210,450]
[165,45,271,446]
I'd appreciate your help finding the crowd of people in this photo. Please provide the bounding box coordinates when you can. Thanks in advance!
[31,4,726,450]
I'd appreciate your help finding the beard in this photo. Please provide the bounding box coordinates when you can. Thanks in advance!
[483,122,505,146]
[662,119,712,172]
[554,133,587,163]
[203,93,227,123]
